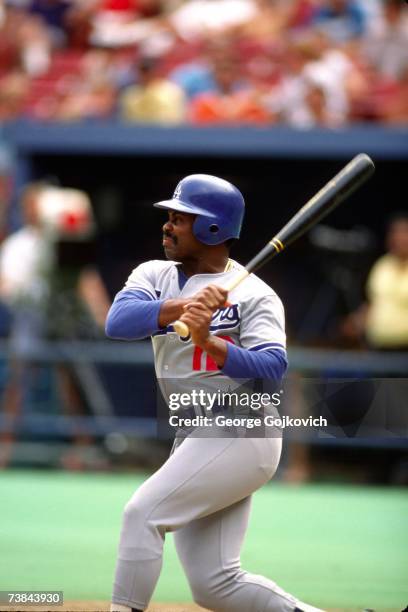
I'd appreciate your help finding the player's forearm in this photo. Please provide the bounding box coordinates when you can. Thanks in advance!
[201,336,228,368]
[221,343,287,379]
[158,299,191,327]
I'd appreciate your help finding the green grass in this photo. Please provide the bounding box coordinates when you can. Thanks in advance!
[0,470,407,610]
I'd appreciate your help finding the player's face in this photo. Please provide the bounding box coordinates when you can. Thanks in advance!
[162,210,202,260]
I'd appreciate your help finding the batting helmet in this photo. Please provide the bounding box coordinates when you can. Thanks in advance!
[153,174,245,245]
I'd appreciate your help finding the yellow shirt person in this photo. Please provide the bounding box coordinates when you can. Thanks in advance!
[119,55,185,124]
[365,253,408,348]
[365,215,408,350]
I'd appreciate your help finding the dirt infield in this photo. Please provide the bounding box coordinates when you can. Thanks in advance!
[0,602,207,612]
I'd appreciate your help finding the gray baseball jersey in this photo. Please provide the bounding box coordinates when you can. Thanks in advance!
[111,259,323,612]
[124,257,286,378]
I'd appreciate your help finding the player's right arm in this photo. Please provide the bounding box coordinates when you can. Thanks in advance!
[106,294,190,340]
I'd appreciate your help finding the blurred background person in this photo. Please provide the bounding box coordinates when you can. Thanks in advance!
[0,71,30,121]
[300,77,338,127]
[0,183,52,351]
[381,66,408,124]
[263,32,354,127]
[26,0,73,47]
[0,183,111,469]
[52,49,117,121]
[342,213,408,351]
[189,49,269,124]
[169,38,243,101]
[312,0,367,42]
[0,183,53,467]
[362,0,408,81]
[119,52,185,123]
[365,213,408,351]
[167,0,257,43]
[231,0,289,44]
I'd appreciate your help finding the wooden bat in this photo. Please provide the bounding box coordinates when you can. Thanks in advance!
[173,153,375,338]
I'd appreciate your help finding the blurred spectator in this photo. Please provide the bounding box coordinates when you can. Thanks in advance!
[89,0,170,50]
[0,183,53,468]
[89,1,137,46]
[362,0,408,80]
[365,214,408,350]
[17,12,51,75]
[353,64,408,124]
[0,183,111,469]
[263,38,315,127]
[358,0,383,34]
[0,71,29,120]
[342,214,408,350]
[382,66,408,124]
[0,3,51,76]
[301,32,357,124]
[55,79,116,121]
[119,54,185,123]
[28,0,73,46]
[189,53,268,124]
[53,49,117,120]
[232,0,288,44]
[0,2,22,76]
[64,1,95,49]
[312,0,367,42]
[168,0,257,42]
[264,33,353,127]
[0,183,50,311]
[170,39,249,100]
[301,78,335,127]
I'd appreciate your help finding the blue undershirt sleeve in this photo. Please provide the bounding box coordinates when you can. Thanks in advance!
[221,342,288,379]
[105,289,164,340]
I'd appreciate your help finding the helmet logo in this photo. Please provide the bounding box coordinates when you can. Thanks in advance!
[173,183,182,199]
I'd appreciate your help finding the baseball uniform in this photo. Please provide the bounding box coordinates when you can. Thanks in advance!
[106,258,320,612]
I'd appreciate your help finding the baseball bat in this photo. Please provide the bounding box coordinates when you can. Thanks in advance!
[173,153,375,338]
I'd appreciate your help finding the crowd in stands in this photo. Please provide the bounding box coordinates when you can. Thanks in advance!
[0,0,407,126]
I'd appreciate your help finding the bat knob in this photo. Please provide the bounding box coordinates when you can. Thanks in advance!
[173,320,190,338]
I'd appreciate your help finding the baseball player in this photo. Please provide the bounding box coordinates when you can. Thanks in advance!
[106,175,323,612]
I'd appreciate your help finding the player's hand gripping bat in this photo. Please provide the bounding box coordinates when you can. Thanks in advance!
[173,153,375,338]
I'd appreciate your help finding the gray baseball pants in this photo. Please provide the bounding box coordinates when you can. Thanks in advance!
[112,432,299,611]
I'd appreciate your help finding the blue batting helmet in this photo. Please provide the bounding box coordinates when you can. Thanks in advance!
[153,174,245,245]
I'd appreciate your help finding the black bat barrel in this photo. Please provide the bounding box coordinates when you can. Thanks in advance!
[245,153,375,275]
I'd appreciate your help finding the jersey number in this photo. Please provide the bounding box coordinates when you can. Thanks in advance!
[192,336,234,371]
